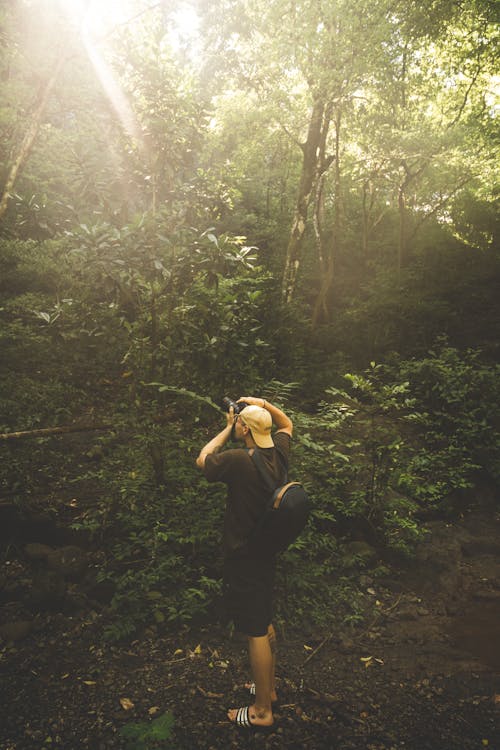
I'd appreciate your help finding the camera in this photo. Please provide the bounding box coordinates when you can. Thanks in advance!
[222,397,248,414]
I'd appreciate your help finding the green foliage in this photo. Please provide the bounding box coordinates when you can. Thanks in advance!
[2,226,499,636]
[396,342,500,496]
[0,0,498,641]
[118,711,175,750]
[281,345,500,565]
[90,342,500,635]
[68,420,227,640]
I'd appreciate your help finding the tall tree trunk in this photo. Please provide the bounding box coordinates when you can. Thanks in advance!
[312,108,342,328]
[281,96,328,304]
[397,160,426,280]
[397,180,406,282]
[150,288,159,378]
[0,53,66,221]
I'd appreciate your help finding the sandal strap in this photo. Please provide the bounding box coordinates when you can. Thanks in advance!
[236,706,251,727]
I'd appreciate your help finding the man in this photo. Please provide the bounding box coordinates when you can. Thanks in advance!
[196,395,293,732]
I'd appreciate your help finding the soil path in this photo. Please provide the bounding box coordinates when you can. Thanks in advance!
[1,511,499,750]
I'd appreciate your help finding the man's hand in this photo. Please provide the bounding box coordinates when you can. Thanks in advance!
[237,396,266,408]
[196,409,234,469]
[226,406,236,428]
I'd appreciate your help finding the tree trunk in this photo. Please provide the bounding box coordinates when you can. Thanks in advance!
[281,96,328,304]
[397,180,406,282]
[312,109,342,328]
[0,53,66,221]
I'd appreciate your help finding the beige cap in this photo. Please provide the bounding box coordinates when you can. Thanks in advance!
[240,405,274,448]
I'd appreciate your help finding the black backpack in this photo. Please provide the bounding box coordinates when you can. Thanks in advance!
[247,447,310,555]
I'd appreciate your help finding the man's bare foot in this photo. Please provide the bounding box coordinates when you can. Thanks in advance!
[244,681,278,703]
[227,704,274,728]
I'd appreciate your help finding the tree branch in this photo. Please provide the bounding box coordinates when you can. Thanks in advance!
[0,424,112,441]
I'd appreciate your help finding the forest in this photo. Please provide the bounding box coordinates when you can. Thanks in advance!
[0,1,499,748]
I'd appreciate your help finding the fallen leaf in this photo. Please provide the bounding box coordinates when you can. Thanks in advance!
[360,656,373,662]
[82,680,96,686]
[120,697,134,711]
[482,741,489,747]
[61,673,70,680]
[148,706,160,716]
[360,711,369,719]
[493,694,500,704]
[367,588,377,595]
[173,648,183,657]
[303,645,313,651]
[193,643,202,654]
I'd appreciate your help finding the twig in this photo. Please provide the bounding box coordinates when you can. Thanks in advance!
[353,593,404,643]
[163,656,190,666]
[197,685,224,699]
[303,634,332,665]
[305,687,341,703]
[382,593,403,614]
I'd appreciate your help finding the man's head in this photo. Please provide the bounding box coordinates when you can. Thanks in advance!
[237,405,274,448]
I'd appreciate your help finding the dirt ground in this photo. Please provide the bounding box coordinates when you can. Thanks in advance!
[1,510,500,750]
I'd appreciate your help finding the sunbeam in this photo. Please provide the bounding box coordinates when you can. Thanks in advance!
[81,29,144,146]
[59,0,144,147]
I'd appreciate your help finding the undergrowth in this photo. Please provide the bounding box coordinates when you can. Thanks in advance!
[2,343,499,640]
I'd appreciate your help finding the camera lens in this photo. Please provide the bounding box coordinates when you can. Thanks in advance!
[222,397,237,412]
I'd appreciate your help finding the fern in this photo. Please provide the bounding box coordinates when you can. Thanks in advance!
[119,711,175,750]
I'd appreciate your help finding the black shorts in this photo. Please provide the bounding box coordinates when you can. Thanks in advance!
[223,553,276,637]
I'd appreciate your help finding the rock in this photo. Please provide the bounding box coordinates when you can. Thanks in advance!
[395,606,419,621]
[24,543,54,561]
[47,546,88,580]
[0,619,33,642]
[472,589,500,602]
[29,569,67,609]
[461,539,500,557]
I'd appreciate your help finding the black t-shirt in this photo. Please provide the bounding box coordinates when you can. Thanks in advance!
[203,431,291,557]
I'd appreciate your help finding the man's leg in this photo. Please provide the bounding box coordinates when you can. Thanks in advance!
[248,632,273,717]
[228,630,274,726]
[227,558,276,726]
[245,624,278,700]
[267,623,277,699]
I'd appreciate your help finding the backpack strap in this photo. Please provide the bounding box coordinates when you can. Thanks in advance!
[248,447,288,496]
[271,482,302,509]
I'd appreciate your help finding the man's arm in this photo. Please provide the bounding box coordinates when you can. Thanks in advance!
[195,409,234,469]
[237,396,293,436]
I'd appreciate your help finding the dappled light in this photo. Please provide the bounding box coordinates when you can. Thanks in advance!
[0,0,499,747]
